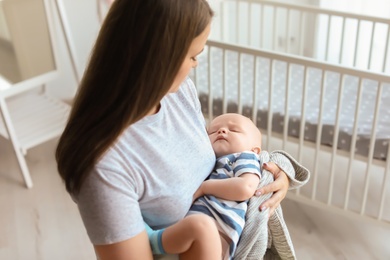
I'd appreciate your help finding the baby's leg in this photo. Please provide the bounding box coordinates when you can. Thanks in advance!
[163,214,221,260]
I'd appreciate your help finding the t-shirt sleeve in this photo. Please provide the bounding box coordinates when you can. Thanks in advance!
[74,167,144,245]
[233,152,262,179]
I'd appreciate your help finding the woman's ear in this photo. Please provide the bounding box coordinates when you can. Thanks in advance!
[251,146,261,154]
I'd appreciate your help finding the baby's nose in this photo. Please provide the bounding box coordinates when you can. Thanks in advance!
[218,128,227,134]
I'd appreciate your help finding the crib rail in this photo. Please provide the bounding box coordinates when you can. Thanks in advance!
[192,40,390,226]
[209,0,390,74]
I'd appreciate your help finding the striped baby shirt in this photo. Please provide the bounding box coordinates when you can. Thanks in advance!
[188,151,262,260]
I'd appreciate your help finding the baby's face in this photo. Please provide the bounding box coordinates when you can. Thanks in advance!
[207,114,262,158]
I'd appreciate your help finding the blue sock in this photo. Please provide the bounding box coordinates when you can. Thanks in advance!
[144,222,166,254]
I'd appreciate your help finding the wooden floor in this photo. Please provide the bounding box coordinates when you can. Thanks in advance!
[1,136,390,260]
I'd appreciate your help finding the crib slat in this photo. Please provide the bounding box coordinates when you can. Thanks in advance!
[296,66,308,196]
[222,49,227,114]
[325,15,332,61]
[314,12,320,57]
[251,56,258,125]
[378,140,390,220]
[344,78,364,210]
[220,1,224,41]
[260,4,265,49]
[383,25,390,73]
[297,67,309,157]
[235,0,239,44]
[207,46,213,120]
[266,59,275,150]
[339,17,346,64]
[311,69,327,200]
[283,63,291,150]
[361,82,383,215]
[272,7,277,51]
[368,22,376,70]
[248,1,252,46]
[353,20,361,68]
[327,74,344,205]
[285,8,290,53]
[299,10,305,56]
[238,52,242,114]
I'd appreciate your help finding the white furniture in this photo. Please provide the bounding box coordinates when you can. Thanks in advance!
[0,0,70,188]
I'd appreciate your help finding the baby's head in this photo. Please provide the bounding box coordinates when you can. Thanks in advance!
[207,113,262,158]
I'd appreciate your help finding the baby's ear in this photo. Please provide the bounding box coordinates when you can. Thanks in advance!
[251,146,261,154]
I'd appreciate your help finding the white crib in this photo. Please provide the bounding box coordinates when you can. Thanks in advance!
[191,0,390,227]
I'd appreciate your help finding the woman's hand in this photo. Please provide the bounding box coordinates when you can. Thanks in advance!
[255,162,289,216]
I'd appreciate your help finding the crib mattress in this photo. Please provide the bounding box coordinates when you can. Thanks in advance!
[193,47,390,160]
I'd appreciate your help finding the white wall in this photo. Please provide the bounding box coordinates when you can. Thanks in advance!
[0,3,11,42]
[3,0,55,81]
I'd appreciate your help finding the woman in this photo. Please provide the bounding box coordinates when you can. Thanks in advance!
[56,0,308,259]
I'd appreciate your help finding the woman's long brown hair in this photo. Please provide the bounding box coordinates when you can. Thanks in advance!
[56,0,214,194]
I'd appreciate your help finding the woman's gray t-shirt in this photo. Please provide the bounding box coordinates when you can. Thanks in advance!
[73,77,216,245]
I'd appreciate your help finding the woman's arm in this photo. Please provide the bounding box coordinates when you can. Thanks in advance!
[255,151,310,216]
[94,230,153,260]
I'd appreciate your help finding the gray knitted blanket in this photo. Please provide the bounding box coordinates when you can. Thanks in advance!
[234,151,310,260]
